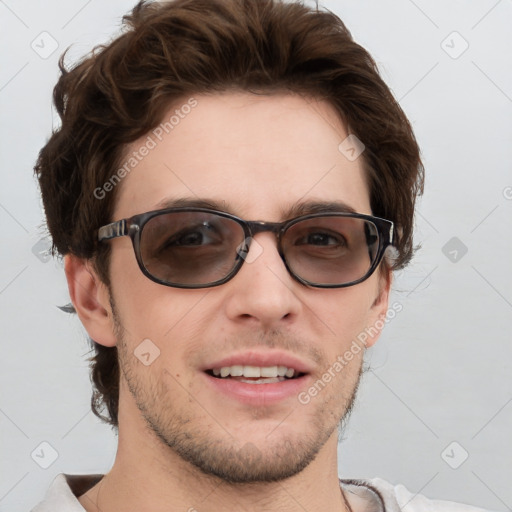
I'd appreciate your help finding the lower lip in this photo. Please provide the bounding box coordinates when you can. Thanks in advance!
[202,372,310,405]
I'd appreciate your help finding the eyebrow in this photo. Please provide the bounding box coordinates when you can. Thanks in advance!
[151,197,358,219]
[284,200,357,218]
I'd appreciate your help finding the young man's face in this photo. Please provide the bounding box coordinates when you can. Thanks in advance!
[83,92,390,482]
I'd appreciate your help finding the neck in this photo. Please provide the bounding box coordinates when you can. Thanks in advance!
[79,412,350,512]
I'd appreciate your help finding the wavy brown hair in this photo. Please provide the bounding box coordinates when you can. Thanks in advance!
[35,0,424,428]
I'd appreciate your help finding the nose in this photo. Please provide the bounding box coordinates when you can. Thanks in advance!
[223,233,303,327]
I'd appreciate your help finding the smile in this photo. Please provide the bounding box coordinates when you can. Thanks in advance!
[202,354,312,404]
[207,365,304,384]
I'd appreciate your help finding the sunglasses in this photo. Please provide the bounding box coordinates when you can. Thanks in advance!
[97,207,394,289]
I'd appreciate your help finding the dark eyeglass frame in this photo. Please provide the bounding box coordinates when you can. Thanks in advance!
[97,207,394,289]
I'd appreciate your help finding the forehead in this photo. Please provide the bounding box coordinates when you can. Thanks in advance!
[113,92,371,220]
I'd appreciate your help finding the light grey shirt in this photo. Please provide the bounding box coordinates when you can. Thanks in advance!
[31,473,496,511]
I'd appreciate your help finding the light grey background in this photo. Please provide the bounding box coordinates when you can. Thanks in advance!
[0,1,511,511]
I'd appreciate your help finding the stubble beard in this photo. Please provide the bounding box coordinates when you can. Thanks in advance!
[113,303,363,485]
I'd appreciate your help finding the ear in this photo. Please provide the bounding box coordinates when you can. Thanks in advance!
[64,254,117,347]
[364,269,392,349]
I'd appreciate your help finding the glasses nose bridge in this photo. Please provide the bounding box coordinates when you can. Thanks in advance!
[245,220,284,241]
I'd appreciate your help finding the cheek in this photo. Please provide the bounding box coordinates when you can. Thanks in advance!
[108,244,207,344]
[313,285,376,352]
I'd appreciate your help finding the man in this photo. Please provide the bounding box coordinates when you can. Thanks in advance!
[32,0,494,510]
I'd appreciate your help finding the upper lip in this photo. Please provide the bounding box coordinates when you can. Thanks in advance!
[202,350,313,374]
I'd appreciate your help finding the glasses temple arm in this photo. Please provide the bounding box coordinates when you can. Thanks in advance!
[98,219,127,241]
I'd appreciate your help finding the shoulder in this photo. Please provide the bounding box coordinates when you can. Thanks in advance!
[341,477,498,512]
[31,473,103,512]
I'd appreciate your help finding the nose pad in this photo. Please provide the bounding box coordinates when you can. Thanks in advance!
[236,236,265,265]
[235,234,292,281]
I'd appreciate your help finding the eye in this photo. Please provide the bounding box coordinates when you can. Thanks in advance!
[161,223,222,249]
[173,229,210,246]
[302,232,345,247]
[295,230,347,248]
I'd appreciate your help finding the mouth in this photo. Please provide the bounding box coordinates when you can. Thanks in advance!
[201,352,312,405]
[205,365,306,384]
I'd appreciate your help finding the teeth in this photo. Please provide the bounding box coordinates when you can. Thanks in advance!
[229,365,244,376]
[285,368,295,378]
[260,366,278,377]
[277,366,287,377]
[239,377,283,384]
[244,365,261,378]
[211,365,298,379]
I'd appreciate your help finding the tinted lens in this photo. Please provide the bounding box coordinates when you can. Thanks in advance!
[140,212,245,286]
[282,216,380,285]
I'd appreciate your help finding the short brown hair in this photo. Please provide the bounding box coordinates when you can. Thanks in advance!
[35,0,424,428]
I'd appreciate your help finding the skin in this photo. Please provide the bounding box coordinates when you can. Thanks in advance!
[66,92,391,512]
